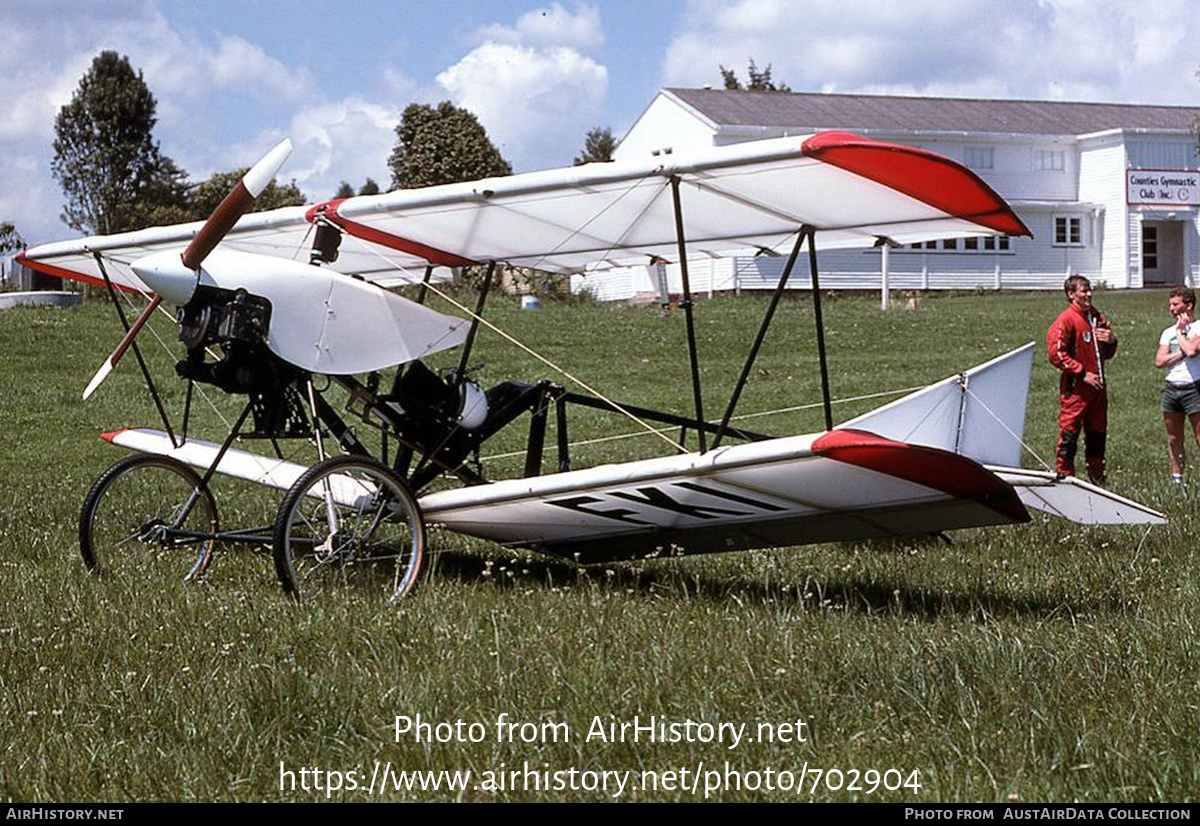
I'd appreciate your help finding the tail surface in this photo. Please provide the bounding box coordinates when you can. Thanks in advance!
[839,344,1165,526]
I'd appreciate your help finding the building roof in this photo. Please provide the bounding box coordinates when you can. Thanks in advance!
[665,88,1198,136]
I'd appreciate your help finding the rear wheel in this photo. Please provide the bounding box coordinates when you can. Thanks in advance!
[272,455,425,604]
[79,454,219,583]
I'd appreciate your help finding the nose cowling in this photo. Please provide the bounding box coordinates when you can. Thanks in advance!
[131,249,202,306]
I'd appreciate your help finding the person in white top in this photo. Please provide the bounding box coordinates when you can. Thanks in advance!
[1154,285,1200,484]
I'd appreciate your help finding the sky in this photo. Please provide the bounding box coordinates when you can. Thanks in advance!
[1,0,1196,245]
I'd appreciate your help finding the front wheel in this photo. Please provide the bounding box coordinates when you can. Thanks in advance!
[79,454,219,583]
[272,456,425,604]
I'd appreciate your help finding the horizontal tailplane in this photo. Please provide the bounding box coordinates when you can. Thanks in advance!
[987,467,1166,525]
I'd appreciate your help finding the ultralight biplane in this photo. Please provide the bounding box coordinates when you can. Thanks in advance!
[18,131,1165,603]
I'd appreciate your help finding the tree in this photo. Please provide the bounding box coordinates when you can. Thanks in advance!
[1193,71,1199,156]
[52,51,187,234]
[334,178,380,198]
[389,101,511,189]
[719,59,791,92]
[189,168,306,220]
[574,127,616,165]
[126,156,192,229]
[0,222,24,253]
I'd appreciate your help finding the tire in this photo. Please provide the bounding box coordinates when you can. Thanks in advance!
[79,454,219,583]
[272,455,425,604]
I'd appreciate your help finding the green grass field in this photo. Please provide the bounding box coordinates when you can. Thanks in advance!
[0,288,1195,802]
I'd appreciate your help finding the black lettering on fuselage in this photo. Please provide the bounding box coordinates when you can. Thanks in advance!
[546,483,787,525]
[608,486,748,519]
[545,495,653,525]
[673,482,788,511]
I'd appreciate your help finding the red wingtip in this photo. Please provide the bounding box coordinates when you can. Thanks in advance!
[802,132,1032,238]
[99,429,129,443]
[814,428,1029,523]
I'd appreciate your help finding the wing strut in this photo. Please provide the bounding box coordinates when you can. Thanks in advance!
[670,176,708,453]
[709,226,833,447]
[711,228,809,449]
[455,261,496,380]
[809,227,834,431]
[415,264,434,305]
[92,252,179,448]
[406,260,497,493]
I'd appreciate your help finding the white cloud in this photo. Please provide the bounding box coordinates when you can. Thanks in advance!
[287,98,398,199]
[474,2,603,52]
[170,96,398,209]
[664,0,1198,104]
[433,4,611,171]
[145,31,311,104]
[0,4,321,243]
[382,67,421,102]
[436,42,608,171]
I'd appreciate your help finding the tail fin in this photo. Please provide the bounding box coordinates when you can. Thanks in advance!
[838,343,1034,467]
[840,344,1166,526]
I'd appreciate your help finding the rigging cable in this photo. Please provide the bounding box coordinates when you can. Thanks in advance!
[344,233,689,455]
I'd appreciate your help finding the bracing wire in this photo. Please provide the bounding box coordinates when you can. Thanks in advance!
[346,234,690,454]
[476,383,930,463]
[102,257,234,431]
[963,385,1053,471]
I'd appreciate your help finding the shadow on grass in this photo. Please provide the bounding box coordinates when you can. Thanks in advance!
[422,545,1128,622]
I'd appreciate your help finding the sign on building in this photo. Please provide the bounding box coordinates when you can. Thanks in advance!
[1126,169,1200,207]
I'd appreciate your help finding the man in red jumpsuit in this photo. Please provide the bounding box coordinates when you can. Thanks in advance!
[1047,274,1118,483]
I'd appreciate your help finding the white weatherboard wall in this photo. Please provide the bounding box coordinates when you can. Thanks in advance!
[1125,134,1200,287]
[614,94,720,160]
[1079,133,1129,288]
[594,93,1199,300]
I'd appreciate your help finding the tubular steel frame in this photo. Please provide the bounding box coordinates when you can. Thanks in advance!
[88,185,839,555]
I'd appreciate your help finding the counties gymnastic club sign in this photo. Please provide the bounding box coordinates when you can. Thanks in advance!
[1127,169,1200,207]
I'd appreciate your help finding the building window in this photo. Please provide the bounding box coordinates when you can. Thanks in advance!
[902,236,1010,253]
[1143,225,1158,270]
[1053,215,1083,246]
[1034,150,1066,172]
[964,147,994,170]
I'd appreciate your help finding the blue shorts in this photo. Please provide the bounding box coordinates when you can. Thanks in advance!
[1162,382,1200,415]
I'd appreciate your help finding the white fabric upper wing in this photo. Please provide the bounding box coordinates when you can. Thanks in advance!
[19,132,1029,293]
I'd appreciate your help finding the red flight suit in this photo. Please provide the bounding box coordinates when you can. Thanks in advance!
[1047,303,1117,481]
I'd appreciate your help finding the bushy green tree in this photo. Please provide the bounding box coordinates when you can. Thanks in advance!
[574,127,616,165]
[719,59,791,92]
[126,157,192,228]
[334,179,381,199]
[52,51,187,234]
[189,169,305,220]
[389,101,511,189]
[0,222,25,253]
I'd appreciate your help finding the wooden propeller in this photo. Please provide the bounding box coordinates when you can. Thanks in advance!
[83,139,293,400]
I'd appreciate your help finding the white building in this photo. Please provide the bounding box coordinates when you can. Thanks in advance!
[580,89,1199,301]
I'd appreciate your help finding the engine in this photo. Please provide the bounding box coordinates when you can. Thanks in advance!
[174,285,290,395]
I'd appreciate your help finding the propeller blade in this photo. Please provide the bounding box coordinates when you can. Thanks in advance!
[180,138,293,270]
[82,295,162,399]
[84,139,293,399]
